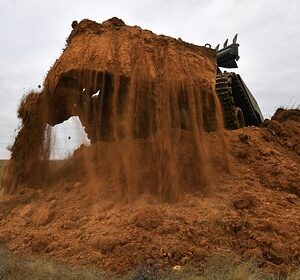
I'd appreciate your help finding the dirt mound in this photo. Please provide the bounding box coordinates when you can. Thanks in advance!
[271,108,300,123]
[46,17,215,90]
[0,109,299,275]
[262,108,300,159]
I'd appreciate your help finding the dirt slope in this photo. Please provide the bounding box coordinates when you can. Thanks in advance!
[0,109,299,275]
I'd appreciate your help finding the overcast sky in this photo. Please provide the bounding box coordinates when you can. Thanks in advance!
[0,0,299,158]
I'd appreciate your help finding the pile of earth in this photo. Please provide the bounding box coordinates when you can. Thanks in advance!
[2,17,224,203]
[0,108,299,276]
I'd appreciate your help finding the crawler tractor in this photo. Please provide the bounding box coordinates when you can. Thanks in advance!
[213,35,264,129]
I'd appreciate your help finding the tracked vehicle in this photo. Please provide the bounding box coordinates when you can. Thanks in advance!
[213,35,264,129]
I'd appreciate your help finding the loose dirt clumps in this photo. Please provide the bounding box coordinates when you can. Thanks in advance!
[92,236,117,254]
[32,207,51,226]
[134,207,163,230]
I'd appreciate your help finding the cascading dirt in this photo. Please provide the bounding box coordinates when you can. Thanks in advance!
[1,17,228,201]
[1,91,52,193]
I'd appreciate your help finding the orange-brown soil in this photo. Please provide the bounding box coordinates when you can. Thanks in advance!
[0,109,299,275]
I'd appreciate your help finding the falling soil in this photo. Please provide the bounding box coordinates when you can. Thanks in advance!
[1,92,52,192]
[1,17,299,276]
[1,17,227,201]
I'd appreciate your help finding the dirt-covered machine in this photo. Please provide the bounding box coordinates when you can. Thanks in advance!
[213,35,264,129]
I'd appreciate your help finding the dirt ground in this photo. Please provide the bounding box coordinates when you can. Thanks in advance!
[0,108,299,276]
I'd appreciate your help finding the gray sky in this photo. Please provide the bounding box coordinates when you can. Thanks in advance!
[0,0,299,158]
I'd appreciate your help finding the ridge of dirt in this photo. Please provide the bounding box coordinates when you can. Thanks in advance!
[45,17,216,93]
[271,107,300,123]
